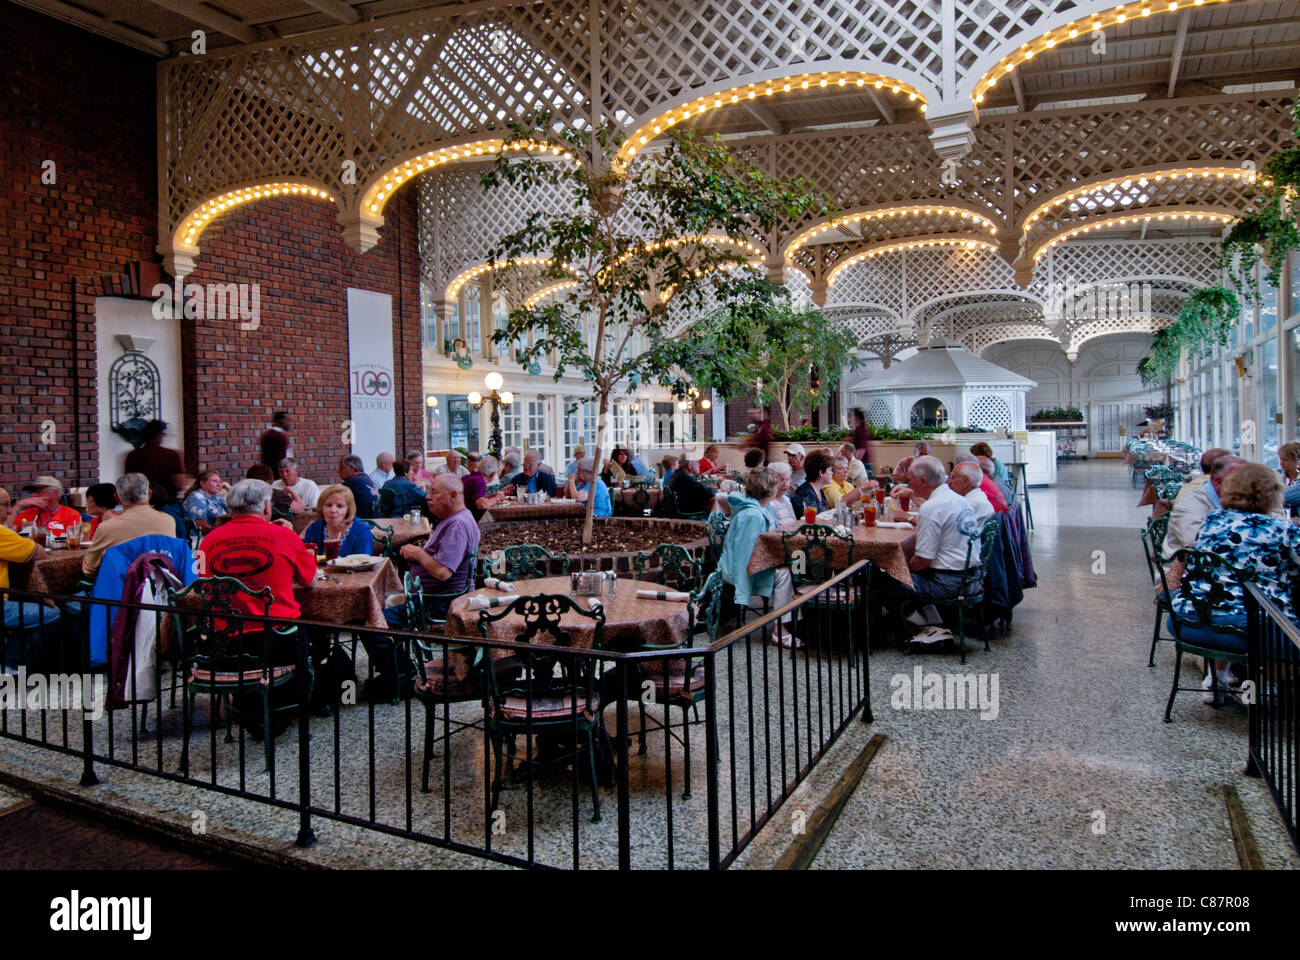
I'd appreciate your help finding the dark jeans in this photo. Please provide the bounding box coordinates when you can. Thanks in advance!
[368,595,454,680]
[901,568,966,601]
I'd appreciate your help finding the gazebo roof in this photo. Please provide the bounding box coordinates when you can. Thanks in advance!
[847,343,1037,393]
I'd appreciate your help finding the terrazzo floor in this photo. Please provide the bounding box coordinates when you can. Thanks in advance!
[809,458,1300,870]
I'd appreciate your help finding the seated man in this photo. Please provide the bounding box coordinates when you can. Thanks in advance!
[368,451,396,491]
[891,442,932,484]
[10,476,82,535]
[379,459,428,517]
[371,476,480,699]
[338,454,377,519]
[665,459,715,517]
[1165,453,1244,560]
[566,457,612,517]
[660,455,679,487]
[197,478,319,671]
[565,445,587,478]
[838,443,869,484]
[504,449,558,497]
[434,449,469,478]
[0,492,60,669]
[272,458,321,515]
[246,463,293,515]
[82,473,178,579]
[969,442,1011,488]
[896,456,977,601]
[948,462,993,525]
[785,444,807,489]
[627,449,650,477]
[955,454,1008,514]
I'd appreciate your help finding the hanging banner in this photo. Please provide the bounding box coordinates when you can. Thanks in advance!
[347,288,396,469]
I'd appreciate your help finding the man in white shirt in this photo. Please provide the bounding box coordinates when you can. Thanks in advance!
[368,452,395,490]
[273,457,320,514]
[948,461,993,525]
[898,456,976,600]
[838,443,869,485]
[435,449,471,478]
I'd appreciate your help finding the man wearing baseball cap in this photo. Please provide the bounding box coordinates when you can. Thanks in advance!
[9,477,81,537]
[785,444,807,489]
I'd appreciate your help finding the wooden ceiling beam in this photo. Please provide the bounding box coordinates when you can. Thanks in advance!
[1168,10,1192,97]
[9,0,169,54]
[144,0,256,42]
[300,0,361,25]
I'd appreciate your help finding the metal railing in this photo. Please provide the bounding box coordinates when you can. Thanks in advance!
[1243,583,1300,854]
[0,563,871,869]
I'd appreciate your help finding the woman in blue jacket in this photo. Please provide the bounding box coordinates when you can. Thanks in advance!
[717,467,797,645]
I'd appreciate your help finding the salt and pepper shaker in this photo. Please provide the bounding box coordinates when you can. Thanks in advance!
[604,570,617,598]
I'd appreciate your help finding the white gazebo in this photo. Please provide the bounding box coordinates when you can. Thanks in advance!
[847,343,1037,432]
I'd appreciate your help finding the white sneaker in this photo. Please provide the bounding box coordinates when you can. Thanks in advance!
[1202,672,1217,704]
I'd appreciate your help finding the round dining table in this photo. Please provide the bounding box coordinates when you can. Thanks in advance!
[749,520,915,588]
[481,500,588,523]
[443,576,692,653]
[24,545,91,596]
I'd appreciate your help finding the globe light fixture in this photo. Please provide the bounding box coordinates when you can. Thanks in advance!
[468,372,514,457]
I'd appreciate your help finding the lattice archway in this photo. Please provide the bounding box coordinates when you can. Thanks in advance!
[957,0,1258,106]
[966,395,1012,431]
[962,324,1061,356]
[782,200,1002,262]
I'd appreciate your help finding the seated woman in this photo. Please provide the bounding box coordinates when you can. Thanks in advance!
[1173,463,1300,691]
[181,469,230,530]
[822,456,875,508]
[567,457,611,517]
[82,482,120,537]
[718,467,795,640]
[699,444,726,476]
[246,463,293,516]
[301,484,374,557]
[604,449,628,485]
[612,447,640,478]
[379,460,428,517]
[969,442,1011,488]
[789,451,833,518]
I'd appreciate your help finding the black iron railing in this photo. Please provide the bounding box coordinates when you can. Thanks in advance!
[0,565,871,870]
[1243,582,1300,854]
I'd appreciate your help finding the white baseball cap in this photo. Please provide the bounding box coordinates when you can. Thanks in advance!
[786,444,806,457]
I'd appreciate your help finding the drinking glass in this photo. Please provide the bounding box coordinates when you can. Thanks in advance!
[863,504,877,527]
[899,494,911,512]
[66,522,82,550]
[875,488,886,506]
[33,525,47,548]
[803,506,817,524]
[324,538,341,561]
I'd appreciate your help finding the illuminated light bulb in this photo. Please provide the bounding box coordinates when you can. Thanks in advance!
[783,83,791,91]
[819,78,828,87]
[801,80,809,88]
[875,80,883,88]
[1024,49,1034,59]
[856,78,865,86]
[1117,13,1126,20]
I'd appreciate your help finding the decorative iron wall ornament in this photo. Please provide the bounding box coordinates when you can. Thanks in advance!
[109,350,161,447]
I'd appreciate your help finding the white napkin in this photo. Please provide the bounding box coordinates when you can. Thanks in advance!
[587,598,603,611]
[467,594,512,610]
[635,589,691,602]
[482,578,516,592]
[876,520,912,529]
[833,525,851,537]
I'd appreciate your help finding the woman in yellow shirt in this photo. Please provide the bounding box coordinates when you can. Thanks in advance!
[822,456,876,508]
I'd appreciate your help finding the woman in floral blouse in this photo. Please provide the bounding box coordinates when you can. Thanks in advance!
[181,470,230,528]
[1174,462,1300,629]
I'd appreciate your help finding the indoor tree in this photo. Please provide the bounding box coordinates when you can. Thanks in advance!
[691,303,861,431]
[481,117,830,545]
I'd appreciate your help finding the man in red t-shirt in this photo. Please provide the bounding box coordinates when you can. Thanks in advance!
[197,478,317,655]
[10,476,82,536]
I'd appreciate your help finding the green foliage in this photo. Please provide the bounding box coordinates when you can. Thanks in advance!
[479,114,831,543]
[1138,97,1298,382]
[1136,286,1240,387]
[768,425,852,442]
[686,304,860,430]
[1031,406,1084,421]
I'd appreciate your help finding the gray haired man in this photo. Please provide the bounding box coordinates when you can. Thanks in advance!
[82,473,178,578]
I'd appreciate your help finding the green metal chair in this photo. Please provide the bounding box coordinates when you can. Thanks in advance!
[1143,515,1176,667]
[779,523,856,588]
[635,571,724,798]
[479,543,568,582]
[1161,548,1252,721]
[620,478,658,515]
[633,543,702,593]
[922,517,1000,664]
[361,520,400,568]
[703,511,728,573]
[168,576,309,775]
[663,485,709,521]
[478,594,610,821]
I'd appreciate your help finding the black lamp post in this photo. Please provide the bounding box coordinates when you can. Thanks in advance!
[469,372,513,459]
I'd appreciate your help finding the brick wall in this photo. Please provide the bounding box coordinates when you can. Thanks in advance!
[183,186,422,485]
[0,2,422,495]
[0,3,156,492]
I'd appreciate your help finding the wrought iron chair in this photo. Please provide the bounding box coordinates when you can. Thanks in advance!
[662,485,709,521]
[168,576,309,775]
[635,571,724,799]
[704,510,728,573]
[620,477,658,515]
[479,543,569,582]
[633,543,702,593]
[478,594,610,821]
[398,569,520,793]
[778,523,860,651]
[1161,549,1252,722]
[1143,515,1176,667]
[921,517,1000,664]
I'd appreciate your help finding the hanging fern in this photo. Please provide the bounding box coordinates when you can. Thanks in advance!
[1138,96,1299,384]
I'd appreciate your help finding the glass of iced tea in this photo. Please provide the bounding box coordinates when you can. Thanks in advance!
[875,487,886,507]
[863,504,876,527]
[899,494,911,512]
[33,526,47,547]
[803,506,817,524]
[324,538,341,562]
[66,522,82,549]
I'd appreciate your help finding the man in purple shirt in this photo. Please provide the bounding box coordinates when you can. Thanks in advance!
[366,475,480,700]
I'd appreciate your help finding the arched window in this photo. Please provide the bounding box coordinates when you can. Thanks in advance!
[909,397,947,428]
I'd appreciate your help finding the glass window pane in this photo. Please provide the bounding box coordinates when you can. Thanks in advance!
[1259,337,1280,467]
[1290,250,1300,319]
[1260,265,1278,334]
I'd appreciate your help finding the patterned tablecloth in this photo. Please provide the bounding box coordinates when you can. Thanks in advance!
[613,486,663,512]
[444,576,690,653]
[1136,480,1173,518]
[749,522,914,587]
[24,547,91,596]
[297,559,403,629]
[481,500,587,523]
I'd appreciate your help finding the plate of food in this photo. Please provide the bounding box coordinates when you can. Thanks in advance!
[329,554,381,571]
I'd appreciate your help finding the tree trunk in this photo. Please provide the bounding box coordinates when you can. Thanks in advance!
[583,393,608,548]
